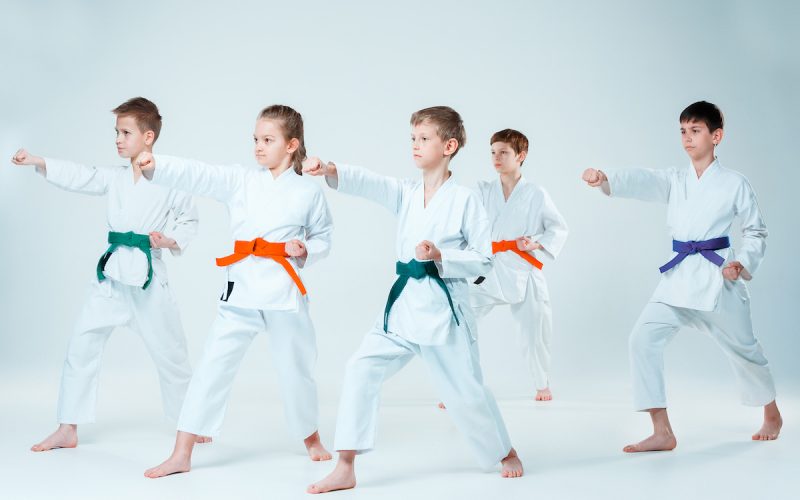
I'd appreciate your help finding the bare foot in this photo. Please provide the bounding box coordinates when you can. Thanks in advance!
[437,402,446,410]
[31,424,78,452]
[623,432,677,453]
[535,388,553,401]
[144,454,191,478]
[501,448,523,478]
[307,454,357,494]
[304,431,332,461]
[752,401,782,441]
[195,435,213,444]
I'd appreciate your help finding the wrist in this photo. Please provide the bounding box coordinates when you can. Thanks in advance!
[325,162,337,177]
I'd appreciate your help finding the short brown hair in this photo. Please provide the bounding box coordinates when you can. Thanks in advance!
[410,106,466,158]
[258,104,306,175]
[112,97,162,142]
[490,129,529,165]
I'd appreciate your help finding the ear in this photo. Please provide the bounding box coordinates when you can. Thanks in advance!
[144,130,155,146]
[712,128,724,146]
[443,138,459,157]
[517,150,528,165]
[287,137,300,155]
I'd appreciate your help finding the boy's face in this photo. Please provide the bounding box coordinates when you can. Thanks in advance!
[491,141,526,174]
[680,119,722,162]
[411,120,454,169]
[115,115,152,159]
[253,118,298,170]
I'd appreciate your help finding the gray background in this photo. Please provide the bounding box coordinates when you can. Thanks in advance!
[1,0,797,411]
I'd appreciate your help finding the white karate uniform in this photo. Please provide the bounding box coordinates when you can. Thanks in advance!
[330,163,513,469]
[604,160,776,410]
[38,158,198,424]
[150,155,332,438]
[471,177,568,390]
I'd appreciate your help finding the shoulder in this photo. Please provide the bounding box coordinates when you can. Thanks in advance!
[718,165,757,197]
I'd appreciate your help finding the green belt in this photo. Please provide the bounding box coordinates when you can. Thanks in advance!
[96,231,153,290]
[383,259,459,333]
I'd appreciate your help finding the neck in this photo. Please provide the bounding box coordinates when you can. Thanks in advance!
[422,160,451,192]
[691,153,716,178]
[499,170,522,192]
[269,159,293,179]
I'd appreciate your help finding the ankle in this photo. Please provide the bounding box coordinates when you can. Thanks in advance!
[304,431,321,446]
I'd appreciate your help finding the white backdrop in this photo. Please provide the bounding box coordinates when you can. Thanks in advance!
[1,1,797,415]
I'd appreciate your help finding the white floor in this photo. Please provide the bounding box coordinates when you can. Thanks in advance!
[1,378,796,500]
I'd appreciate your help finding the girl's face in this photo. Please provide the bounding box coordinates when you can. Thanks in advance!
[253,118,297,170]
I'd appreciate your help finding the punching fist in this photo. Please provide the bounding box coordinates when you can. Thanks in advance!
[582,168,607,187]
[11,148,45,168]
[285,239,308,258]
[516,237,543,252]
[134,152,156,179]
[416,240,441,261]
[302,157,336,177]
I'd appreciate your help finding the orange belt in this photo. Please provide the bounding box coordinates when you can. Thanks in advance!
[216,238,307,295]
[492,240,543,270]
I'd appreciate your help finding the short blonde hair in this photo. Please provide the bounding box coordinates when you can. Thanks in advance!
[410,106,466,158]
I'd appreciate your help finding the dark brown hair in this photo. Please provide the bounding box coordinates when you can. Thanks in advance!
[679,101,724,132]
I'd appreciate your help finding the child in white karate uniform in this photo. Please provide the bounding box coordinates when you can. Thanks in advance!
[304,106,524,495]
[11,97,200,452]
[139,105,334,478]
[582,101,782,452]
[471,129,568,401]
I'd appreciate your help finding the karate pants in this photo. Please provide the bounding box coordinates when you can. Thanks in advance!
[629,282,776,411]
[176,300,319,439]
[471,281,552,391]
[57,278,192,423]
[333,323,513,470]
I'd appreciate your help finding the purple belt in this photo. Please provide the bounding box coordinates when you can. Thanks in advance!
[658,236,730,273]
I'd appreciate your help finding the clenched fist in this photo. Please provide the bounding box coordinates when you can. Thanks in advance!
[302,157,335,177]
[285,239,308,258]
[582,168,607,187]
[516,236,543,252]
[415,240,441,261]
[11,148,45,169]
[134,152,156,180]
